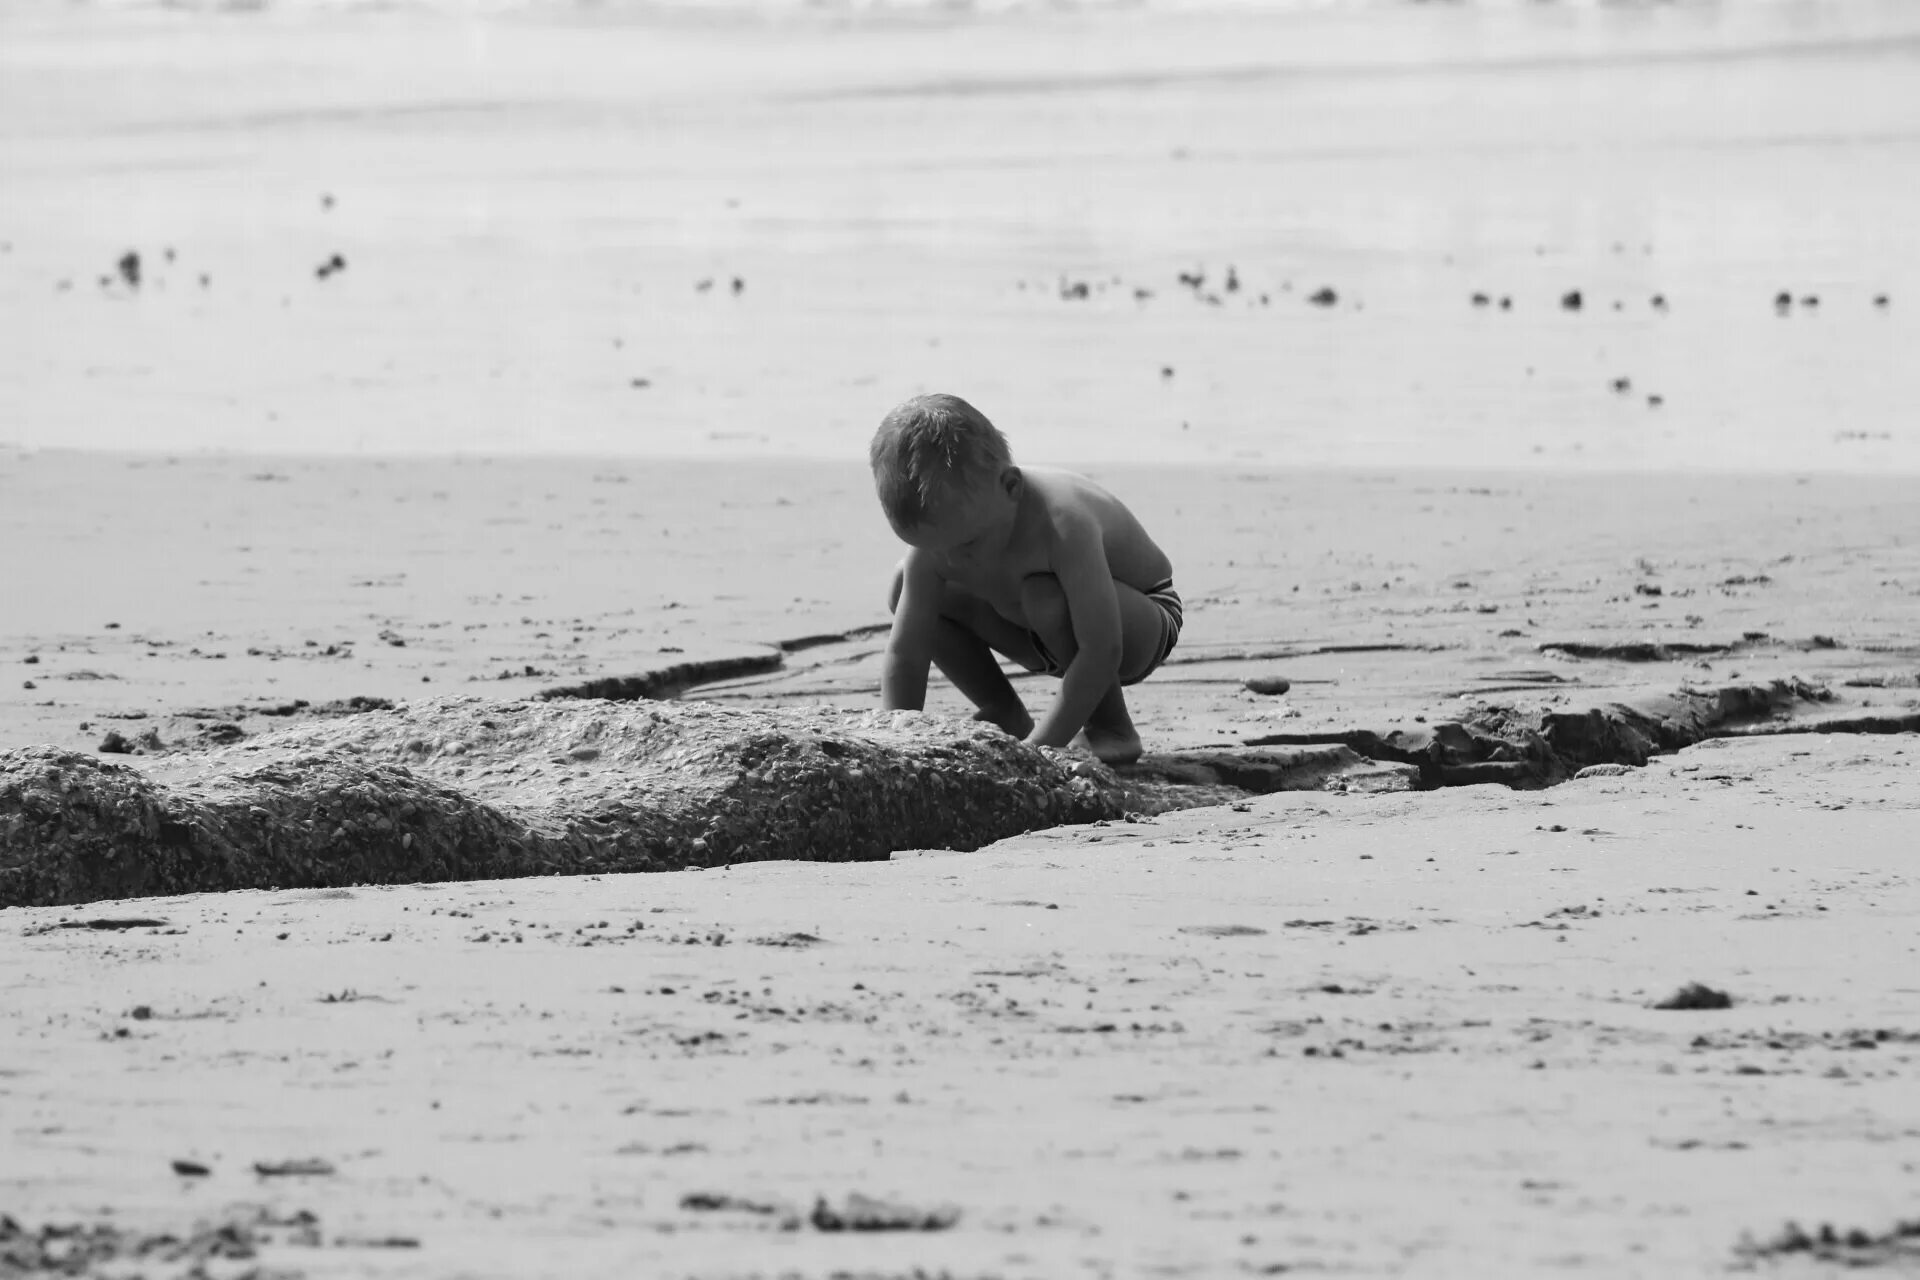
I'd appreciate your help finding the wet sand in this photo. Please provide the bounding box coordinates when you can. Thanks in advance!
[3,1,1917,470]
[4,450,1917,759]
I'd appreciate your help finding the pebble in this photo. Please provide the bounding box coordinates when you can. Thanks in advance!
[1244,675,1291,696]
[1574,763,1634,779]
[1652,981,1733,1011]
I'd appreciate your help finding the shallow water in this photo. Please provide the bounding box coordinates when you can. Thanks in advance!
[2,0,1915,470]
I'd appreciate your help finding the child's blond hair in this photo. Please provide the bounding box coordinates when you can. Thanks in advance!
[869,393,1012,531]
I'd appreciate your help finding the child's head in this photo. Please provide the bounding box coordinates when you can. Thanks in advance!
[869,393,1013,534]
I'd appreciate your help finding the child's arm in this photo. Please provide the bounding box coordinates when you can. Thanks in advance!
[1027,517,1124,749]
[880,551,942,711]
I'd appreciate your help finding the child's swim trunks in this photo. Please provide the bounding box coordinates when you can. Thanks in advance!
[1028,578,1183,686]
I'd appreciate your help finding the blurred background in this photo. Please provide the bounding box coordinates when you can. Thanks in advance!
[3,0,1917,471]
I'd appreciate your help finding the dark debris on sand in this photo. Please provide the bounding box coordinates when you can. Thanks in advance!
[0,1204,334,1274]
[1735,1218,1920,1268]
[1653,982,1734,1011]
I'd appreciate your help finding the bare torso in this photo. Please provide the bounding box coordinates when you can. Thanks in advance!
[932,467,1172,625]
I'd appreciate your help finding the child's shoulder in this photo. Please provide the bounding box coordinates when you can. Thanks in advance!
[1023,465,1107,502]
[1024,466,1129,518]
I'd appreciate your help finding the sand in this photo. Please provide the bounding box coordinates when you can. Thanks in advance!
[5,0,1920,1274]
[4,735,1919,1276]
[6,456,1920,1276]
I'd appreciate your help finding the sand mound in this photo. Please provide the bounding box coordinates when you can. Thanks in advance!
[1,698,1143,908]
[1249,678,1835,786]
[1,696,1424,908]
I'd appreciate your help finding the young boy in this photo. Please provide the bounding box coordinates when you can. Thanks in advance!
[870,393,1182,766]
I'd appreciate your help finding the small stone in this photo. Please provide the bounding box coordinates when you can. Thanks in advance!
[1243,675,1291,696]
[1652,982,1733,1011]
[253,1158,335,1177]
[1560,290,1583,311]
[1573,763,1633,779]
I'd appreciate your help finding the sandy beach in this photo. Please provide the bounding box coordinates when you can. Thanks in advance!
[5,0,1920,1275]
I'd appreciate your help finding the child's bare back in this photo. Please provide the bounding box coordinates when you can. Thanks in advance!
[870,395,1182,765]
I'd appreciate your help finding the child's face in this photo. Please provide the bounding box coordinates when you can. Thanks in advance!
[896,471,1020,564]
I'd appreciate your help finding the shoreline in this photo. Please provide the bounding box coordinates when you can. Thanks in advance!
[6,1,1917,470]
[17,440,1920,477]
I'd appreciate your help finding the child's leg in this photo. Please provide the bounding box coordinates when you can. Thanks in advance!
[888,563,1039,737]
[1017,574,1167,765]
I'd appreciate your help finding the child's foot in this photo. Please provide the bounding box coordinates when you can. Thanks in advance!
[1083,683,1143,765]
[1084,723,1143,766]
[974,704,1034,739]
